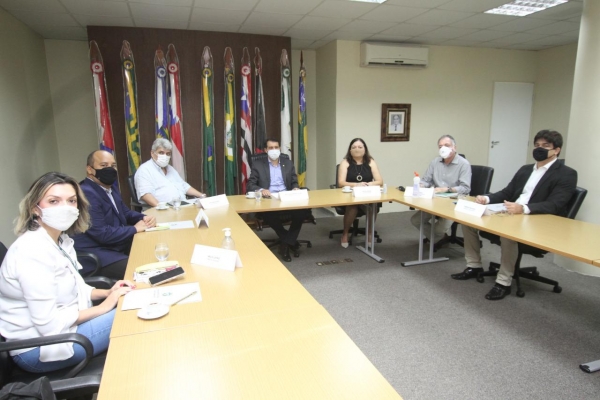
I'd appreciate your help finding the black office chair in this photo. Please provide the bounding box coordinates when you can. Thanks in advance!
[328,164,381,245]
[250,153,315,256]
[76,251,115,290]
[127,174,143,212]
[436,165,494,250]
[477,186,587,297]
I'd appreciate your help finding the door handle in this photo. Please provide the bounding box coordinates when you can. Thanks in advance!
[491,141,500,148]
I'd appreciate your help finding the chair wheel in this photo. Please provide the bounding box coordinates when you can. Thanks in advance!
[533,271,540,276]
[476,275,484,283]
[517,290,525,298]
[307,242,312,248]
[329,233,333,239]
[376,238,382,243]
[553,286,562,293]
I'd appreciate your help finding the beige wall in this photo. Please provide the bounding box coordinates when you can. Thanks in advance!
[45,40,98,181]
[0,9,59,246]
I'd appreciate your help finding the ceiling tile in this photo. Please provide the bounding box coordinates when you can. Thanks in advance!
[294,16,351,31]
[338,19,397,34]
[385,0,449,7]
[309,39,331,49]
[508,43,549,51]
[441,39,481,47]
[437,0,508,13]
[284,27,332,40]
[322,31,373,41]
[448,13,515,29]
[521,35,578,47]
[0,0,66,13]
[129,0,192,6]
[190,7,249,25]
[129,3,191,21]
[61,0,130,17]
[359,5,429,23]
[404,9,474,25]
[489,17,555,32]
[455,29,513,42]
[379,23,438,37]
[134,18,188,29]
[188,21,240,32]
[404,37,444,45]
[417,26,477,40]
[486,32,548,46]
[244,12,302,29]
[191,0,258,11]
[309,0,377,19]
[524,21,580,35]
[528,1,584,21]
[291,38,315,49]
[559,30,579,40]
[368,34,412,42]
[29,25,88,40]
[238,25,287,36]
[74,14,134,27]
[255,0,324,15]
[8,10,79,26]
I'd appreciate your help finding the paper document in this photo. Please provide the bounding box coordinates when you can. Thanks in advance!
[121,282,201,310]
[153,220,195,230]
[434,192,458,198]
[484,203,508,215]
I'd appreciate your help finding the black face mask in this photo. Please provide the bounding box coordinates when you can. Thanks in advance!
[94,167,118,186]
[532,147,553,162]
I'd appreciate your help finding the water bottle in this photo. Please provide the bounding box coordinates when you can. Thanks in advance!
[221,228,235,250]
[413,172,421,196]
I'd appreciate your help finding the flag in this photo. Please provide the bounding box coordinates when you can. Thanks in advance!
[224,47,238,195]
[155,47,169,139]
[280,49,292,159]
[240,48,253,194]
[167,44,186,180]
[120,41,141,175]
[254,48,266,153]
[202,46,216,196]
[89,41,114,153]
[297,51,308,187]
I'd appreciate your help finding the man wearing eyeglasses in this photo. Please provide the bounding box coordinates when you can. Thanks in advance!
[451,130,577,300]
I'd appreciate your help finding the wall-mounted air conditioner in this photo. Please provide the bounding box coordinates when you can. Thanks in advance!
[360,42,429,68]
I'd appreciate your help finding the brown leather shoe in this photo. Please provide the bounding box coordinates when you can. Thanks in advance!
[451,267,484,280]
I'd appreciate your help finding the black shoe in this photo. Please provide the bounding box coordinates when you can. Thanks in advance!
[485,284,511,300]
[280,244,291,262]
[434,234,450,251]
[451,267,484,280]
[290,241,301,251]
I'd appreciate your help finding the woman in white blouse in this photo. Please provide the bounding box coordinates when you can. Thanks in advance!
[0,172,134,373]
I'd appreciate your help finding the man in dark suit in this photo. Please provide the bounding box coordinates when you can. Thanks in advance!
[247,138,308,262]
[451,130,577,300]
[73,150,156,279]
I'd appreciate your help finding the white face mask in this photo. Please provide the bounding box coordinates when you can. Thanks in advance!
[439,146,452,159]
[37,205,79,232]
[155,154,170,168]
[267,149,280,161]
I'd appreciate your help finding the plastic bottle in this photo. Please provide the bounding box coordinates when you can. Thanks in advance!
[221,228,235,250]
[413,172,421,196]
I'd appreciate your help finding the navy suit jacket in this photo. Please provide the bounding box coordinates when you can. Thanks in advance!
[489,160,577,216]
[73,178,144,274]
[247,154,299,192]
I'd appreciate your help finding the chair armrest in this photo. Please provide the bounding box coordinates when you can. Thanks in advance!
[76,251,101,278]
[50,374,102,398]
[330,184,337,189]
[0,333,93,378]
[84,276,116,290]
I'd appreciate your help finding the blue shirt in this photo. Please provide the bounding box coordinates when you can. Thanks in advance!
[268,162,286,193]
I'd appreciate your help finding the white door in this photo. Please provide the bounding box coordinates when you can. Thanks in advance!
[488,82,534,193]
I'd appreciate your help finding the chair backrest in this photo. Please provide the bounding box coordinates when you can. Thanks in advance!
[127,175,138,201]
[565,186,587,220]
[335,164,340,188]
[0,242,7,266]
[469,165,494,197]
[250,152,290,165]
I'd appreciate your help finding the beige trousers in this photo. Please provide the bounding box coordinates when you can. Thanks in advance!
[410,211,452,243]
[462,225,518,286]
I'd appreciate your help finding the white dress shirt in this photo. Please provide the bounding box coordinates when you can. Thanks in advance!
[134,159,191,203]
[0,228,93,362]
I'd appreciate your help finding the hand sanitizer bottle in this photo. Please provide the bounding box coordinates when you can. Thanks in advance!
[413,172,421,196]
[221,228,235,250]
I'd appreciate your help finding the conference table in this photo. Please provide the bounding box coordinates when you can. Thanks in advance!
[98,188,600,399]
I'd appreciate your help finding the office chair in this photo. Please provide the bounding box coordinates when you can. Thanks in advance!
[250,153,315,256]
[127,174,143,212]
[76,250,115,290]
[477,186,587,297]
[328,164,382,245]
[436,165,494,250]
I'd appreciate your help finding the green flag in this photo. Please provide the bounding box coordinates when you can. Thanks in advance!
[297,52,307,187]
[224,47,237,195]
[202,46,216,196]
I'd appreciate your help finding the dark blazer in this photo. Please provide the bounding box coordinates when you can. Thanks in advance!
[489,160,577,216]
[73,178,145,273]
[247,154,299,192]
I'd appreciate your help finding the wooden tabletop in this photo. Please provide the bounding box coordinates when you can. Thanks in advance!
[99,305,401,400]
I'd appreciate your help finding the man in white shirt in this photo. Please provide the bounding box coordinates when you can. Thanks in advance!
[134,138,205,207]
[451,130,577,300]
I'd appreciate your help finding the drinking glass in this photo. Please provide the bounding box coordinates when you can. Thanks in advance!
[155,243,169,261]
[172,197,181,210]
[255,189,262,202]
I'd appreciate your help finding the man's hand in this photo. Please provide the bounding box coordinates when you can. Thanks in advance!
[143,215,156,227]
[134,220,148,233]
[504,201,524,215]
[292,187,300,191]
[261,189,271,198]
[434,187,448,193]
[475,195,488,204]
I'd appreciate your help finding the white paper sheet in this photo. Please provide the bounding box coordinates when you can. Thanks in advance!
[121,282,201,311]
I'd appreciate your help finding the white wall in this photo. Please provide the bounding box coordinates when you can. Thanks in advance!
[45,40,98,181]
[0,9,60,246]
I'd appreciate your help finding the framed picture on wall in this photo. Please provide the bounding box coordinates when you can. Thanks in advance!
[381,103,411,142]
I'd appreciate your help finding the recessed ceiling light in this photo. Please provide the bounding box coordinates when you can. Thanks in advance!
[348,0,387,4]
[485,0,569,17]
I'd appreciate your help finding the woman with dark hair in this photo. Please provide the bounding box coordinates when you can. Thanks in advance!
[0,172,134,373]
[338,138,384,248]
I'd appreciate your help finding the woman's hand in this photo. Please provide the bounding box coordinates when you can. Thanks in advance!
[101,285,132,312]
[110,280,136,293]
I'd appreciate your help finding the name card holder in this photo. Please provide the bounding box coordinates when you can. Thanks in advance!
[352,186,382,198]
[454,199,486,217]
[190,244,243,272]
[195,209,209,228]
[199,194,229,210]
[278,189,309,202]
[404,187,434,198]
